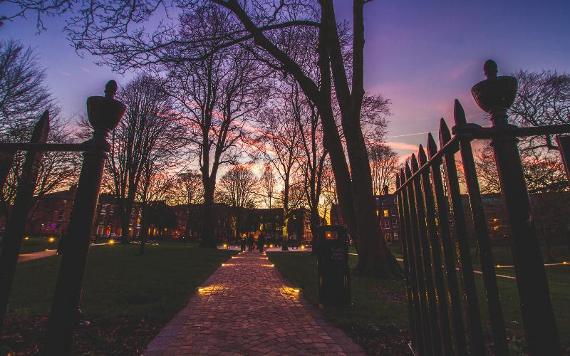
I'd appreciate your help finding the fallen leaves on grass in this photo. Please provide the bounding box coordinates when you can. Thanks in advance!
[345,322,410,356]
[1,315,163,355]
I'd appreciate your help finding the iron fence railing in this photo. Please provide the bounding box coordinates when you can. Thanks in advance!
[395,60,568,356]
[0,81,125,354]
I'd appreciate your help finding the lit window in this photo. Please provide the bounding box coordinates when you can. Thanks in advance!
[383,209,390,217]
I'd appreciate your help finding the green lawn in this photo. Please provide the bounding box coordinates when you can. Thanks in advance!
[270,248,570,355]
[268,252,410,355]
[387,242,570,353]
[1,242,234,355]
[16,236,60,253]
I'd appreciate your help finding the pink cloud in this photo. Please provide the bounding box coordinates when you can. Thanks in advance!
[386,141,419,152]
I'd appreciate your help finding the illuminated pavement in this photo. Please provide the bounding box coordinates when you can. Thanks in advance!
[18,249,57,262]
[145,251,364,355]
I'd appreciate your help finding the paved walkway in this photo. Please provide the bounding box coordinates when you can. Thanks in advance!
[18,249,57,262]
[145,251,364,355]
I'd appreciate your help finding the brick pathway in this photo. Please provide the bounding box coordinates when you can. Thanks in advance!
[145,251,365,355]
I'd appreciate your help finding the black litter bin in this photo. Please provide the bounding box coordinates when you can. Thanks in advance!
[315,225,350,307]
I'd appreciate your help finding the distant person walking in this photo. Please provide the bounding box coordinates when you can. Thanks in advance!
[257,234,265,253]
[247,234,254,252]
[240,236,246,252]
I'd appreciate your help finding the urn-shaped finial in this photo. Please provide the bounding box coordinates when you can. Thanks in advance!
[471,60,518,120]
[86,80,126,141]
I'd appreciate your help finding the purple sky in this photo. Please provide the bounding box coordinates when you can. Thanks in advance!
[2,0,570,156]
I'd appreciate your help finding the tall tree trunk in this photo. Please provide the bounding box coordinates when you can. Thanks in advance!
[139,204,148,255]
[323,0,399,276]
[200,181,216,248]
[315,25,358,248]
[119,199,132,245]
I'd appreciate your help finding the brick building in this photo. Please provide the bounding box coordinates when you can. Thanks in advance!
[330,188,400,242]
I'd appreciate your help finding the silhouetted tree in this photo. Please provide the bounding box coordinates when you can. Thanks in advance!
[105,74,182,244]
[164,8,268,247]
[0,40,52,141]
[5,0,401,276]
[369,143,398,195]
[173,170,203,238]
[254,83,302,226]
[217,165,258,209]
[138,166,178,254]
[259,163,277,209]
[289,84,327,236]
[0,41,78,219]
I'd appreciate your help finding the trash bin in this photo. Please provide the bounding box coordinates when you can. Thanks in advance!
[315,225,350,307]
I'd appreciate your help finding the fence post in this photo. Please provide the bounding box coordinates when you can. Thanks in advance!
[427,133,467,355]
[405,163,433,355]
[410,157,441,356]
[0,111,49,330]
[472,60,561,355]
[396,173,421,354]
[440,119,485,355]
[454,99,508,355]
[418,145,453,356]
[44,81,125,354]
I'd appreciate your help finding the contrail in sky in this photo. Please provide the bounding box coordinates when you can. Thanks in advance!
[386,131,430,139]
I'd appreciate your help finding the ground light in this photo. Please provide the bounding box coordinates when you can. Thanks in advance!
[48,237,56,243]
[108,239,116,245]
[280,286,301,300]
[197,284,225,296]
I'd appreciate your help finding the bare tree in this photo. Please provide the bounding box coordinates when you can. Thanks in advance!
[477,143,567,194]
[254,83,302,225]
[320,164,338,224]
[290,84,327,235]
[105,74,182,244]
[0,41,78,219]
[217,165,258,209]
[164,8,268,248]
[259,163,277,209]
[510,71,570,134]
[369,143,398,195]
[172,170,203,238]
[502,70,569,192]
[0,40,53,142]
[137,161,179,254]
[5,0,401,276]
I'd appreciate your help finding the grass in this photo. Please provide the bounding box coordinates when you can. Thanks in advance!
[16,236,60,253]
[388,242,570,353]
[1,242,234,355]
[270,245,570,355]
[268,252,410,355]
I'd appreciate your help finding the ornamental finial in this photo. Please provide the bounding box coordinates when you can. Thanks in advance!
[105,80,118,99]
[484,59,498,79]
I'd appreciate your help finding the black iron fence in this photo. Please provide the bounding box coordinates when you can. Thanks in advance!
[0,81,125,354]
[395,60,568,356]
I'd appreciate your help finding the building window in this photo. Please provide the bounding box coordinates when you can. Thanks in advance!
[383,209,390,217]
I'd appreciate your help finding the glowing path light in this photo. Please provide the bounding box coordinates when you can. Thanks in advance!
[197,284,226,296]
